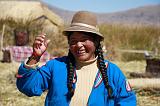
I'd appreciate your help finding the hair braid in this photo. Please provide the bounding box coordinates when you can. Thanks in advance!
[97,44,112,98]
[67,51,75,98]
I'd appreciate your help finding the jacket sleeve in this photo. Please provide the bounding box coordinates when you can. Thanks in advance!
[110,63,137,106]
[16,61,52,97]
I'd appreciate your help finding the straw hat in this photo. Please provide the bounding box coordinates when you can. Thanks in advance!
[63,11,104,41]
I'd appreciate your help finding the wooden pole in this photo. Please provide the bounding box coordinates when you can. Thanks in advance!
[1,24,5,51]
[0,24,5,60]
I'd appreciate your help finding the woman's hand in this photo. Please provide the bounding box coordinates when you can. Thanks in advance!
[33,33,50,57]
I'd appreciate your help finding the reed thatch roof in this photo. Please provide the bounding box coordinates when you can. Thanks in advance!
[0,1,65,49]
[0,0,63,26]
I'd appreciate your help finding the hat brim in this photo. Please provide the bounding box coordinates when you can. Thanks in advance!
[63,25,104,41]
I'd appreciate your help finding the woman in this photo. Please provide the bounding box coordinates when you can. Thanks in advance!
[16,11,136,106]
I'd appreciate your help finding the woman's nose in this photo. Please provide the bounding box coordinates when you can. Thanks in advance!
[76,41,83,47]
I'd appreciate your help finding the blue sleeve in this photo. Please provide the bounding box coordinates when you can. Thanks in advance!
[109,63,137,106]
[116,79,137,106]
[16,61,52,97]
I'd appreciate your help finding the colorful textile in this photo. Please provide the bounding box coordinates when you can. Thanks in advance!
[4,46,50,62]
[16,56,136,106]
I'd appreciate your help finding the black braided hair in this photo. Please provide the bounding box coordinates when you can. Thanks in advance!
[67,50,75,98]
[66,32,112,98]
[96,43,112,98]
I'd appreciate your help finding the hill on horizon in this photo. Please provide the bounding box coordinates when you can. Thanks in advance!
[44,3,160,27]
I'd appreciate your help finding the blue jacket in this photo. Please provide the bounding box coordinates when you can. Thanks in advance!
[16,56,136,106]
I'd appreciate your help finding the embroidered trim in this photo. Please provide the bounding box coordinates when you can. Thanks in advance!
[94,62,109,88]
[94,72,103,88]
[16,74,23,78]
[126,80,132,92]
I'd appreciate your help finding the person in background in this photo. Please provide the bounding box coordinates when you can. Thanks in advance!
[16,11,136,106]
[14,29,29,46]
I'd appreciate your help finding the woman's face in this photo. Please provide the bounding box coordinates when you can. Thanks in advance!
[69,32,96,62]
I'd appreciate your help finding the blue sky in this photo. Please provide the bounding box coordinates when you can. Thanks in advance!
[42,0,160,13]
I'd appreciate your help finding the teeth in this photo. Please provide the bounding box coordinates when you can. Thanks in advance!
[77,50,85,54]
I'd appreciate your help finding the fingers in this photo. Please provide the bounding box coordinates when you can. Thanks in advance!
[33,34,43,50]
[33,33,51,56]
[35,34,46,44]
[44,39,51,47]
[34,33,50,48]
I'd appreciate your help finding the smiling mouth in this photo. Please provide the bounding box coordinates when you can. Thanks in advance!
[77,50,86,55]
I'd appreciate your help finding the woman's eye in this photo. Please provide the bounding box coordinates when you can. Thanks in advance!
[81,39,88,42]
[70,40,77,45]
[69,38,89,45]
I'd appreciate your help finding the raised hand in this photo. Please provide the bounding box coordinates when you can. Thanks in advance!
[33,33,50,57]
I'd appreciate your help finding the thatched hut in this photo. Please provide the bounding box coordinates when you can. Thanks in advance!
[0,0,64,46]
[0,0,63,31]
[0,0,64,62]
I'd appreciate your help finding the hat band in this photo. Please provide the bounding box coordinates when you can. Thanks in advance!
[71,23,99,32]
